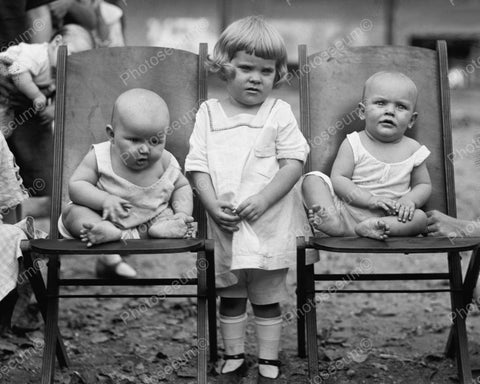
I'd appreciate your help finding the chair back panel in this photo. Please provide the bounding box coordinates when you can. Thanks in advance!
[301,44,452,214]
[56,46,205,211]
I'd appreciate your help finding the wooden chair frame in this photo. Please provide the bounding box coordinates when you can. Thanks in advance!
[295,41,480,383]
[20,44,218,384]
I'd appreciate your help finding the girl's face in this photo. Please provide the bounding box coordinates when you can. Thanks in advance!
[226,51,276,108]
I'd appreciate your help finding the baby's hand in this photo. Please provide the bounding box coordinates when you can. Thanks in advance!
[236,193,268,222]
[33,94,47,112]
[395,198,416,222]
[38,103,54,125]
[102,195,132,223]
[368,196,396,215]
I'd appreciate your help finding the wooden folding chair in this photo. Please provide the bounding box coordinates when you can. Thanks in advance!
[20,44,217,384]
[295,41,480,383]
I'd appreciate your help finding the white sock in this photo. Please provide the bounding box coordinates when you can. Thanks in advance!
[255,315,282,378]
[220,313,247,373]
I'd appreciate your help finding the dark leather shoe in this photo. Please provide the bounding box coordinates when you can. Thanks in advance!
[218,353,248,384]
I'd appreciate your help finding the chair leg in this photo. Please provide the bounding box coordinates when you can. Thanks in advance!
[446,247,480,358]
[205,244,218,362]
[23,252,70,368]
[41,255,60,384]
[297,245,307,358]
[446,251,473,384]
[196,251,208,384]
[305,263,319,380]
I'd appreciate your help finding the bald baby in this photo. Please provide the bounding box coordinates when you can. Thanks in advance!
[111,88,170,135]
[61,87,194,254]
[362,71,418,108]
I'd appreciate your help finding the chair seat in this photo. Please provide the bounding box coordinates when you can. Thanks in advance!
[29,238,205,254]
[309,236,480,253]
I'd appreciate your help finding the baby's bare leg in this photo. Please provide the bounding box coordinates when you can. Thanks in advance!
[62,204,122,246]
[148,213,195,238]
[384,209,428,236]
[355,218,390,240]
[62,204,103,237]
[80,222,123,247]
[302,175,344,236]
[356,209,427,240]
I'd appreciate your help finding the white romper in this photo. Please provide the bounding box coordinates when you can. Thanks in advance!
[306,131,431,234]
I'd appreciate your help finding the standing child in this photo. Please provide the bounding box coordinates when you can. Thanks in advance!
[303,71,432,240]
[0,24,94,137]
[185,16,312,383]
[59,89,194,278]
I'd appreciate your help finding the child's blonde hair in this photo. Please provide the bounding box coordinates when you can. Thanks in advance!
[208,15,288,88]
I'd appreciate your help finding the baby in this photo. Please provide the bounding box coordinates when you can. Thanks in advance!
[0,24,94,137]
[59,88,195,248]
[303,71,432,240]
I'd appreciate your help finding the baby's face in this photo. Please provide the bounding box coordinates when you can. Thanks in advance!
[361,75,418,143]
[112,118,167,171]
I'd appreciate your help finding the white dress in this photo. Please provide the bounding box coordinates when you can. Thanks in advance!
[185,98,316,287]
[306,131,431,234]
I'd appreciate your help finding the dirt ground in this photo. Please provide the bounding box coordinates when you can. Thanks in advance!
[1,89,480,384]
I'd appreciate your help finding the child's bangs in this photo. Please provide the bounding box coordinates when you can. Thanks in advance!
[228,28,286,62]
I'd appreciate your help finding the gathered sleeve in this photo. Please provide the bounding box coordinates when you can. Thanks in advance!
[3,43,47,77]
[185,102,210,174]
[413,145,430,167]
[274,102,310,163]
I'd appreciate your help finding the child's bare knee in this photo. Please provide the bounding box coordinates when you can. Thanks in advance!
[413,209,427,224]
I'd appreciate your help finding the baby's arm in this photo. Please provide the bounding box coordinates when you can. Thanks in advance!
[69,149,131,222]
[236,158,303,221]
[331,140,396,214]
[148,174,194,239]
[170,174,193,216]
[11,72,46,111]
[189,172,240,233]
[395,162,432,222]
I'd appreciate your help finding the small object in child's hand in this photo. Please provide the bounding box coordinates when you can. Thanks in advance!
[223,207,237,216]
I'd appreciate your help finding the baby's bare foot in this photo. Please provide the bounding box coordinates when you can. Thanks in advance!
[80,221,123,247]
[355,218,390,240]
[148,216,194,238]
[308,204,344,236]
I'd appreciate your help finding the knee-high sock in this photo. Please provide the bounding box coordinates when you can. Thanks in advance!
[255,315,282,378]
[255,315,282,360]
[220,313,247,373]
[220,313,247,355]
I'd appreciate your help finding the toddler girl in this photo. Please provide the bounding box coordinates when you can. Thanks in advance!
[185,15,312,383]
[303,71,432,240]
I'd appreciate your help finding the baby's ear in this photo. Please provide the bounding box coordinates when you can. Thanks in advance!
[52,34,63,46]
[358,102,366,120]
[106,124,114,139]
[408,112,418,129]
